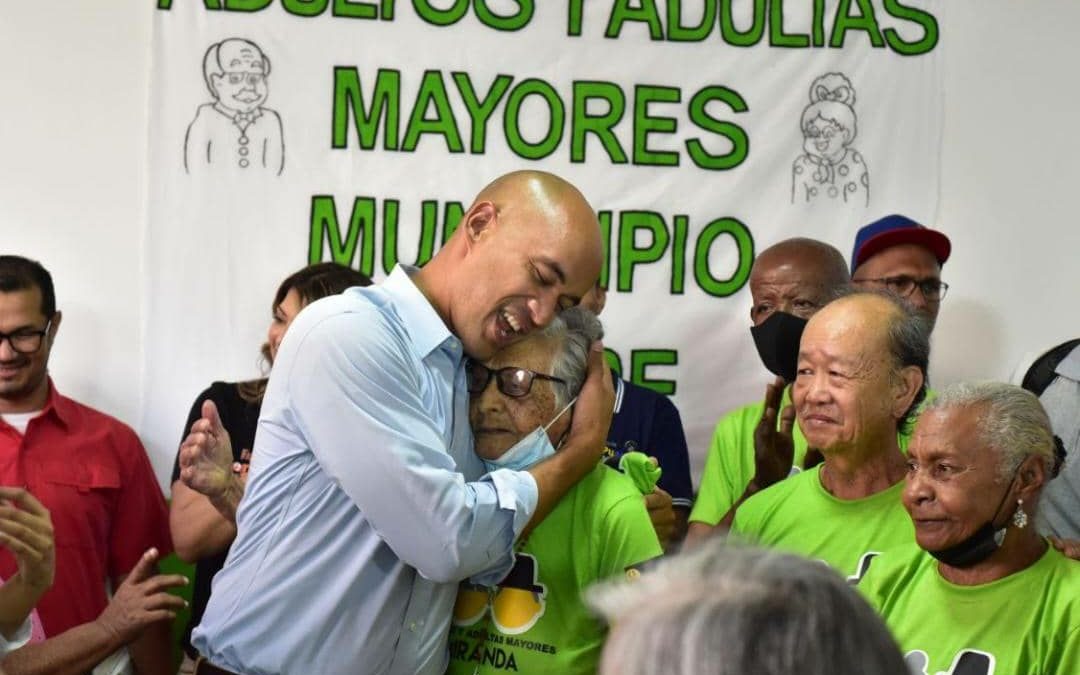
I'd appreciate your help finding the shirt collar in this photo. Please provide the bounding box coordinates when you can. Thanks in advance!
[382,264,460,360]
[38,378,73,430]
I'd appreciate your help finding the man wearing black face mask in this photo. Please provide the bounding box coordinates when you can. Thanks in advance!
[686,238,849,545]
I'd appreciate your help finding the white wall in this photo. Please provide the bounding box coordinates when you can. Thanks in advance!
[2,1,1078,486]
[1,3,153,458]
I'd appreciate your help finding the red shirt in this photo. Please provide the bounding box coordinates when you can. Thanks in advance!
[0,382,172,636]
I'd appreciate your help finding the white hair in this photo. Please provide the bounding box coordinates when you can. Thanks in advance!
[536,307,603,409]
[586,542,907,675]
[925,381,1055,482]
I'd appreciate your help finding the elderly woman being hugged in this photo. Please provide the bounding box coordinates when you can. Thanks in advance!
[860,382,1080,674]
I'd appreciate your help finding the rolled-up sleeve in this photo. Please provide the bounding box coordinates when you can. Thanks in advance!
[280,309,537,584]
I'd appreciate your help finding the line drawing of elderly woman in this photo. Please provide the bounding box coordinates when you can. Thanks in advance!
[791,73,869,206]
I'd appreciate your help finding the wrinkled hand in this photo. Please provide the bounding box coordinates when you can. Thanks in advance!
[0,487,55,592]
[179,400,237,501]
[752,377,796,490]
[565,341,615,456]
[1049,536,1080,561]
[96,548,187,645]
[645,486,676,549]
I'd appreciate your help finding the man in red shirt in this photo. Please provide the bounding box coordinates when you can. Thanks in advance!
[0,255,177,673]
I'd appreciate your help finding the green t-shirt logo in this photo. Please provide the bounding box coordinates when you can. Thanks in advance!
[907,648,996,675]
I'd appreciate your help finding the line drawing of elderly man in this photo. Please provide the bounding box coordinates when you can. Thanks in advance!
[791,73,869,206]
[184,38,284,176]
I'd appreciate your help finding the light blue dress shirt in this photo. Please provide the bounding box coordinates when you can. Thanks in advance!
[192,265,538,675]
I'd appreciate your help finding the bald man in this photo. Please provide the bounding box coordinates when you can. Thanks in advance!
[686,238,850,545]
[730,291,927,581]
[187,171,614,674]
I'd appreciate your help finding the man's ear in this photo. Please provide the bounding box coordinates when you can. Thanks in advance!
[892,365,924,420]
[462,201,497,253]
[48,311,62,341]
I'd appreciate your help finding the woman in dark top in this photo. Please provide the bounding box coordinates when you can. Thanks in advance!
[168,262,371,672]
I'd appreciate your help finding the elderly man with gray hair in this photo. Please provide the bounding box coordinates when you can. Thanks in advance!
[730,290,929,582]
[446,307,662,675]
[587,542,908,675]
[860,382,1080,674]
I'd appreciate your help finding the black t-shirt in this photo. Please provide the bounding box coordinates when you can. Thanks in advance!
[171,380,261,655]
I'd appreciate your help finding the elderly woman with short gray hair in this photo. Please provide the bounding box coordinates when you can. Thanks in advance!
[445,307,662,675]
[860,381,1080,674]
[587,542,908,675]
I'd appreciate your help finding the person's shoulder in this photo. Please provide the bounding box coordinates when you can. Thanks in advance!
[288,288,407,350]
[591,463,645,502]
[737,466,818,520]
[53,392,145,450]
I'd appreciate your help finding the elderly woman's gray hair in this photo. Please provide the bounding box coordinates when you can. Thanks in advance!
[586,542,907,675]
[925,382,1056,482]
[537,306,604,408]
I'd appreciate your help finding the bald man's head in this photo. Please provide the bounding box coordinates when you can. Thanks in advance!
[439,171,604,360]
[748,238,849,326]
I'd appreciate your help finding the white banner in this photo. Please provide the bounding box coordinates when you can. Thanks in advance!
[143,0,943,483]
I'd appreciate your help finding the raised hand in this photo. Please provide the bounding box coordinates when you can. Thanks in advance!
[179,399,236,501]
[0,487,55,593]
[752,376,796,490]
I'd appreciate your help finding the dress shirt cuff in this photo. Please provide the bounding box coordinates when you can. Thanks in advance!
[468,469,538,587]
[484,468,538,537]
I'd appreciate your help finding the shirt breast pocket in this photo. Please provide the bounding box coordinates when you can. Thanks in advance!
[36,461,120,549]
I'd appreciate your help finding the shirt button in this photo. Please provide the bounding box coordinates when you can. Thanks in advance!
[239,158,250,168]
[239,146,249,156]
[409,622,417,632]
[239,136,249,145]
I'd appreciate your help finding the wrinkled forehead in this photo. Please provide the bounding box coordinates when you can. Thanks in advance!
[219,43,266,72]
[485,334,558,373]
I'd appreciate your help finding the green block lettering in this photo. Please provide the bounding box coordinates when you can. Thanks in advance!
[686,85,749,171]
[830,0,885,48]
[633,85,680,167]
[605,0,663,39]
[402,71,464,153]
[571,81,628,164]
[667,0,715,42]
[283,0,329,17]
[883,0,938,56]
[332,68,400,151]
[333,0,379,19]
[719,0,766,46]
[631,349,678,395]
[308,196,377,276]
[504,79,566,160]
[453,72,513,154]
[475,0,534,31]
[693,217,754,297]
[769,0,810,47]
[617,211,670,292]
[412,0,468,26]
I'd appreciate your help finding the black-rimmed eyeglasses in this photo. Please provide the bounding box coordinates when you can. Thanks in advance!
[466,361,566,398]
[0,320,52,355]
[851,275,949,301]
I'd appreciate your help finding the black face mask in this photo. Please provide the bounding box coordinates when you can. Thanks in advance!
[750,311,808,383]
[926,472,1018,568]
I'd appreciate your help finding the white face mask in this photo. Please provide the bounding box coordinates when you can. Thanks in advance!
[482,397,577,473]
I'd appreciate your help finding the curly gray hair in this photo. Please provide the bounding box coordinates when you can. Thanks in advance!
[536,307,604,409]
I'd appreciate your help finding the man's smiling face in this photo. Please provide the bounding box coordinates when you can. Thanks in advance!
[211,42,269,114]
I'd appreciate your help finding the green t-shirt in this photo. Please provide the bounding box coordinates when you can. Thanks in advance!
[691,389,916,527]
[731,465,913,582]
[860,543,1080,675]
[446,464,662,675]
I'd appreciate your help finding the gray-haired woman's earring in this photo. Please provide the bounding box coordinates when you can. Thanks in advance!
[1012,499,1028,529]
